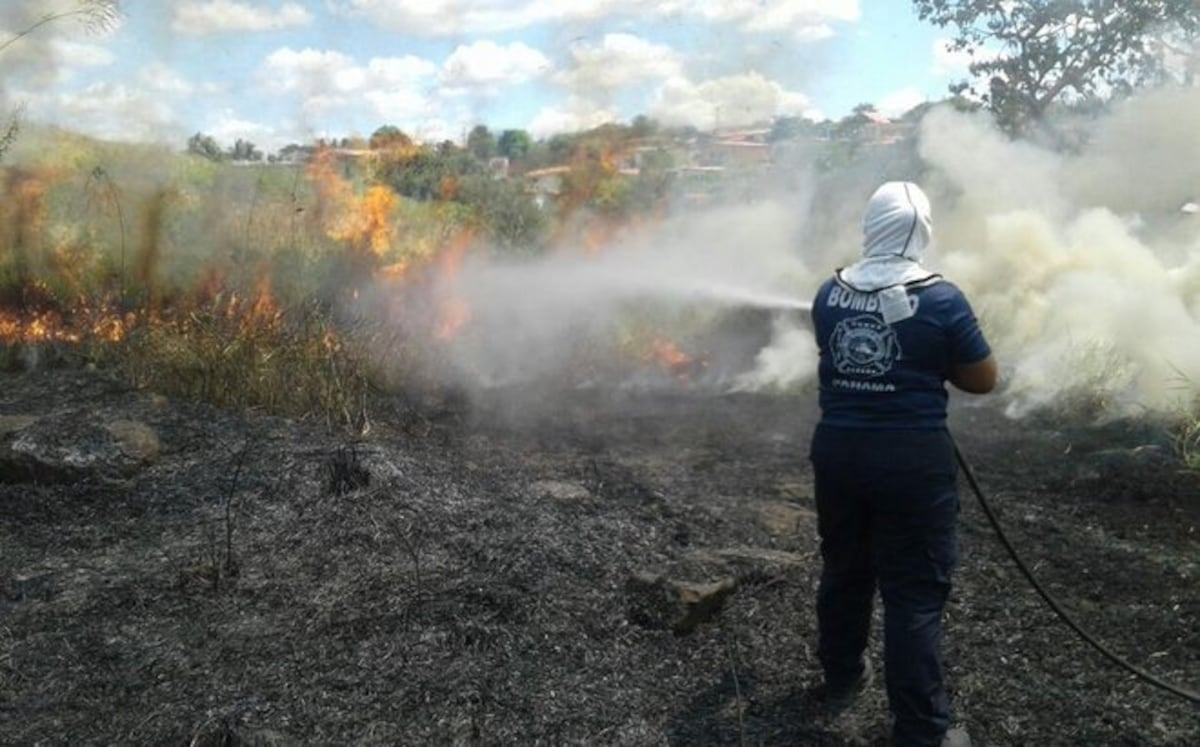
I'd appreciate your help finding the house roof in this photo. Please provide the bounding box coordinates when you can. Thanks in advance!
[524,166,570,178]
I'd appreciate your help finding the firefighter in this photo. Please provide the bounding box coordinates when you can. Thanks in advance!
[808,181,996,747]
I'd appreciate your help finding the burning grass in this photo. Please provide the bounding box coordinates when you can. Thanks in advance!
[119,298,375,431]
[0,139,474,427]
[0,131,740,428]
[1,128,1199,746]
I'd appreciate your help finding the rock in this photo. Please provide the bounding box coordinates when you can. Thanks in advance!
[771,479,813,501]
[0,412,160,483]
[693,547,809,567]
[531,479,592,502]
[0,415,38,437]
[626,570,736,635]
[756,501,815,535]
[105,420,160,463]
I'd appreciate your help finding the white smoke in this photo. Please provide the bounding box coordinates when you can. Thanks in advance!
[919,88,1200,417]
[411,195,826,389]
[380,85,1200,420]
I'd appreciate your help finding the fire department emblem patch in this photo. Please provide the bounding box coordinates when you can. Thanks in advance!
[830,314,901,377]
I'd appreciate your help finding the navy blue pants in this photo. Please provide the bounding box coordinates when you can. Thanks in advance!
[810,425,959,747]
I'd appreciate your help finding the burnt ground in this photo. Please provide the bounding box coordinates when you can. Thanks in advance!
[0,367,1197,746]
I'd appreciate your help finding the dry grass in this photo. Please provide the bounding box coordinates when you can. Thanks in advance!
[1174,415,1200,472]
[118,298,378,432]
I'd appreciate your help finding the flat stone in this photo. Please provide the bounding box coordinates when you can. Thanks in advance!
[626,570,736,635]
[0,412,160,483]
[756,501,816,535]
[105,420,160,464]
[772,479,813,501]
[531,479,592,502]
[0,415,38,437]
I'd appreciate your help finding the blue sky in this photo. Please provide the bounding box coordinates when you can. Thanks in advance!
[1,1,978,152]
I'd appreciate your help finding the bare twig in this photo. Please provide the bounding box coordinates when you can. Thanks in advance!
[0,1,121,56]
[87,166,128,305]
[0,106,23,162]
[722,622,748,747]
[223,439,254,577]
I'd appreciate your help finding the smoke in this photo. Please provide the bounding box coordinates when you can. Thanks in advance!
[918,87,1200,417]
[405,84,1200,421]
[422,195,825,389]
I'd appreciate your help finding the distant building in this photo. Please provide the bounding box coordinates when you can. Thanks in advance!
[676,128,769,168]
[858,111,912,145]
[487,156,510,179]
[524,166,571,208]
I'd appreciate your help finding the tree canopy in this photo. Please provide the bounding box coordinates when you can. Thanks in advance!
[467,125,497,161]
[914,0,1200,132]
[186,132,224,161]
[497,129,531,160]
[369,125,413,150]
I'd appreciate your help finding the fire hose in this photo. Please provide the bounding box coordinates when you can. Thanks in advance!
[952,440,1200,705]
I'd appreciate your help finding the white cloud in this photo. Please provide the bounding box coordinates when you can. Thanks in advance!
[362,87,441,124]
[698,0,859,37]
[650,72,815,130]
[557,33,683,93]
[528,96,619,138]
[331,0,657,35]
[877,87,926,117]
[139,62,195,96]
[21,81,183,144]
[0,3,120,90]
[48,38,116,68]
[334,0,858,38]
[259,46,444,135]
[262,47,436,100]
[205,108,277,145]
[441,40,552,88]
[173,1,313,35]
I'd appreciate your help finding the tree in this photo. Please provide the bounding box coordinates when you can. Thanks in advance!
[228,138,262,162]
[373,145,481,202]
[369,125,412,150]
[832,103,878,141]
[497,129,531,160]
[768,115,820,142]
[629,114,659,138]
[187,132,225,161]
[546,133,575,163]
[466,124,496,161]
[914,0,1200,133]
[457,175,547,252]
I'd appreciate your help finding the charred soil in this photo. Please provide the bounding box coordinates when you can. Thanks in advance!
[1,368,1197,745]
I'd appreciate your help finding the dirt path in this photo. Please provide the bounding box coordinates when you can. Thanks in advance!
[1,370,1197,745]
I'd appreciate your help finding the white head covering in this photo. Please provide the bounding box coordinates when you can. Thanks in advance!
[838,181,938,292]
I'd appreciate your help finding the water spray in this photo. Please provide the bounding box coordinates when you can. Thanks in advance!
[663,281,813,312]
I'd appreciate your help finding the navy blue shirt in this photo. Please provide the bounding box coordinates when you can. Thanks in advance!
[812,276,991,429]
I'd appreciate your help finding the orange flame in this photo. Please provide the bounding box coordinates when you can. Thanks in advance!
[645,338,705,381]
[432,229,474,341]
[0,303,133,346]
[307,147,398,256]
[329,184,398,257]
[434,299,471,340]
